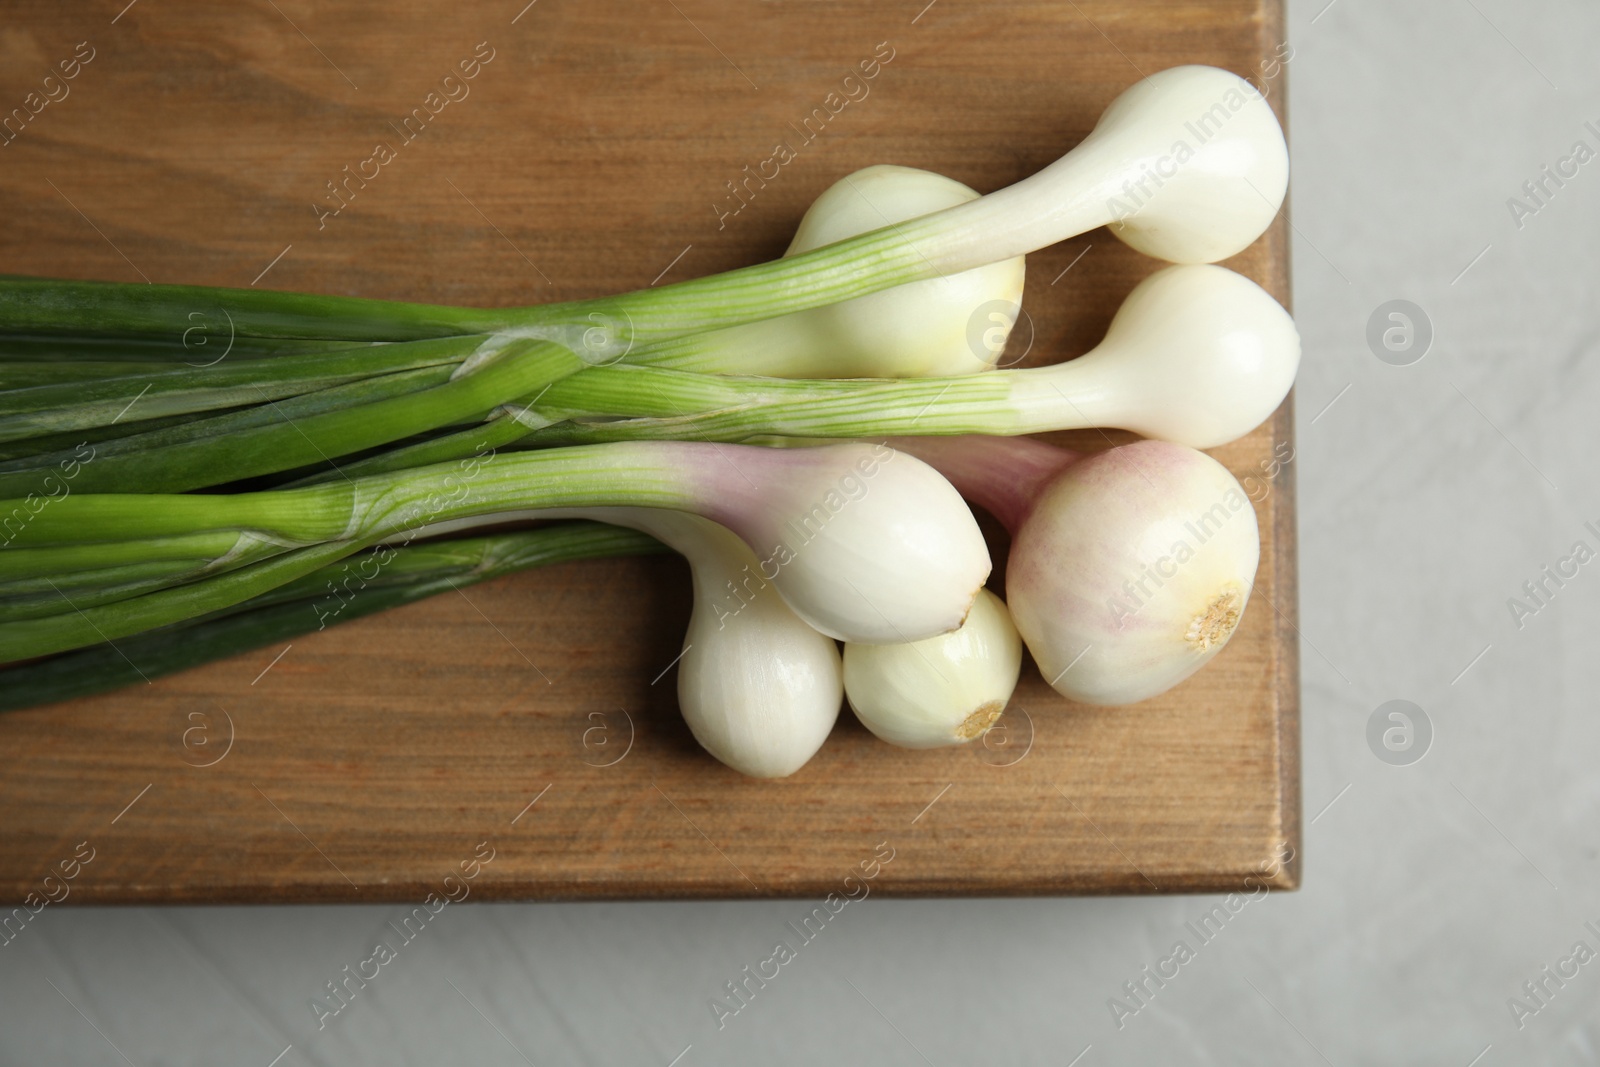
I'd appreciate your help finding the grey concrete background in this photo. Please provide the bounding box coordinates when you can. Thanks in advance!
[4,1,1599,1063]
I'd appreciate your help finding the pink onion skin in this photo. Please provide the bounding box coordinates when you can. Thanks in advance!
[886,434,1075,532]
[1003,440,1259,706]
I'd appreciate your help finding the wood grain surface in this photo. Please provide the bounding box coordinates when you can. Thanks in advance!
[0,0,1298,902]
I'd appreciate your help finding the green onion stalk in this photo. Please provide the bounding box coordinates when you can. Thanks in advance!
[0,523,664,713]
[0,70,1280,361]
[0,87,1267,338]
[0,439,991,660]
[0,68,1284,361]
[0,339,581,495]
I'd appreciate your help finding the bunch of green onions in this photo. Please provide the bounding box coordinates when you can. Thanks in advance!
[0,64,1297,748]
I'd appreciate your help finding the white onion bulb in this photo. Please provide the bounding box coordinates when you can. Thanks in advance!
[696,442,992,644]
[1006,442,1259,705]
[545,507,842,777]
[956,64,1289,267]
[848,64,1288,278]
[1070,64,1289,264]
[781,165,1026,376]
[647,165,1026,378]
[843,588,1022,748]
[1004,264,1300,450]
[893,436,1259,706]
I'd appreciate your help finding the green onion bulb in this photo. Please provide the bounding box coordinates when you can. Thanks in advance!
[842,588,1022,748]
[639,165,1026,378]
[894,435,1260,706]
[549,507,842,777]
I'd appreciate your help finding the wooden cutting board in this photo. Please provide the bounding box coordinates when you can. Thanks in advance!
[0,0,1297,902]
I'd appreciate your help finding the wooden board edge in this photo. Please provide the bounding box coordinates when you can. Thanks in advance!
[1261,0,1302,893]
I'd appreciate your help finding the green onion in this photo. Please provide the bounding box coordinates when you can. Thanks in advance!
[521,264,1299,451]
[0,366,453,474]
[0,441,990,657]
[629,164,1025,379]
[0,339,582,494]
[0,68,1286,360]
[0,334,379,363]
[0,523,664,712]
[0,334,488,444]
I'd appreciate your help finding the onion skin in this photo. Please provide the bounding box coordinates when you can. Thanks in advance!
[645,164,1026,379]
[700,443,992,644]
[668,515,843,778]
[1004,441,1259,706]
[843,588,1023,749]
[1072,65,1289,264]
[1002,264,1300,450]
[419,442,994,647]
[782,165,1027,377]
[538,507,842,778]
